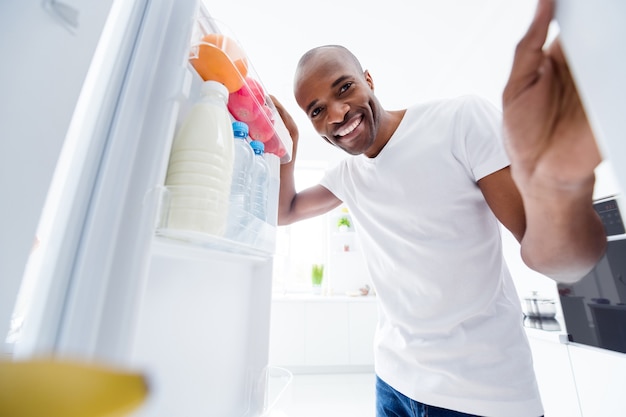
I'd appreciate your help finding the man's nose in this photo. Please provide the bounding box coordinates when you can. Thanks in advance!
[327,101,349,124]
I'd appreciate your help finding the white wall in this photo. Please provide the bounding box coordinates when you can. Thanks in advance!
[205,0,539,165]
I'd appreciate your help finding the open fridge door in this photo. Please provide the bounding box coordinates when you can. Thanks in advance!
[556,0,626,191]
[129,3,293,417]
[11,0,201,363]
[9,0,292,415]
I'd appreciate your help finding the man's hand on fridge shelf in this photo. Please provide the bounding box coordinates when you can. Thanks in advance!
[501,0,606,283]
[502,0,601,193]
[270,95,299,154]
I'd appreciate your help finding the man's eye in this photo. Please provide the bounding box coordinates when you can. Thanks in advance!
[311,107,322,118]
[340,82,353,94]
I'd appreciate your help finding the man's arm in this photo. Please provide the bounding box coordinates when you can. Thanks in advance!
[500,0,606,283]
[271,96,342,226]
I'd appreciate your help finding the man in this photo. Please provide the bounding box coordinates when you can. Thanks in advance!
[272,0,606,415]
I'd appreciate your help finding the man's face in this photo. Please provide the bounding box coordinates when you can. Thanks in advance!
[294,50,380,156]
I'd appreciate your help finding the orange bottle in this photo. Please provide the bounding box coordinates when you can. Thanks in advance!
[189,33,248,93]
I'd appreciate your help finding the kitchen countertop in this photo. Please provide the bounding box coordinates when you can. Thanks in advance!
[523,315,570,344]
[272,293,571,344]
[272,292,377,303]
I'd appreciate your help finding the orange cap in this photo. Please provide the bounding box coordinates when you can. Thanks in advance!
[190,33,249,93]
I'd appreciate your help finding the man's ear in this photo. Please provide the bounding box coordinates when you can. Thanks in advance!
[364,69,374,90]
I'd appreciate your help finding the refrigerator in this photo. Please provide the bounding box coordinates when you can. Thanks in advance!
[0,0,625,416]
[1,0,292,415]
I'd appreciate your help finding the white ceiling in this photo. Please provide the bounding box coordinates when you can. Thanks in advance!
[204,0,540,165]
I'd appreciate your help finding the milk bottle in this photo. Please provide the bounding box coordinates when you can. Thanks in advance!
[164,80,234,236]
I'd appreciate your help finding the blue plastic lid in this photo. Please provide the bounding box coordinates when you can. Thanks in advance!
[250,140,265,155]
[232,121,249,138]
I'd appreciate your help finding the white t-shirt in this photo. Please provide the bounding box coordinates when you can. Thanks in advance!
[320,95,543,417]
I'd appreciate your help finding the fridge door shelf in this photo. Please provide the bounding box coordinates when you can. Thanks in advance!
[155,185,276,256]
[186,5,293,163]
[155,224,275,257]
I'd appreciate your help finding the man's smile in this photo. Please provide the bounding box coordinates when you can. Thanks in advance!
[334,114,363,139]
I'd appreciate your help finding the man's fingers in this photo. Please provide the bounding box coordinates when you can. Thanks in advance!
[506,0,554,87]
[523,0,554,52]
[270,95,299,140]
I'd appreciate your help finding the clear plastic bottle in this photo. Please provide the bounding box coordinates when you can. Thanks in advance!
[264,153,280,227]
[249,140,270,223]
[226,121,254,240]
[163,80,234,236]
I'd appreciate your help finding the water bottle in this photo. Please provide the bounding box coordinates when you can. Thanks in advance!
[249,140,270,222]
[264,153,280,227]
[226,121,254,240]
[163,80,234,236]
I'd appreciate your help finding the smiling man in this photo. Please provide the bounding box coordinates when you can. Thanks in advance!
[272,0,605,415]
[293,47,397,158]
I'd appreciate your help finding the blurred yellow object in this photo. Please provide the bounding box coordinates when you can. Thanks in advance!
[0,358,148,417]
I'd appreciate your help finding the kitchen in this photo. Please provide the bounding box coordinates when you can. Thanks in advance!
[1,0,625,416]
[212,0,626,414]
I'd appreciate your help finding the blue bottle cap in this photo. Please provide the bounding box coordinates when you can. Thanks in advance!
[232,121,249,138]
[250,140,265,154]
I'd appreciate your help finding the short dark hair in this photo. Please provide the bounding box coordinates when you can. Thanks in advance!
[297,45,363,73]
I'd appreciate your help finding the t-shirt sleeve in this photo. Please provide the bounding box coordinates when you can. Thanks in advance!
[457,95,510,181]
[319,160,345,201]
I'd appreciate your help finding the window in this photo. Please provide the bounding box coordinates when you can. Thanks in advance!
[273,163,329,293]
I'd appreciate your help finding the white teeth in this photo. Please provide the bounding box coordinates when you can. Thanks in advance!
[337,118,361,137]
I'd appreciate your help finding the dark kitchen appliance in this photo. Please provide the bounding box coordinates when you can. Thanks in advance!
[558,196,626,353]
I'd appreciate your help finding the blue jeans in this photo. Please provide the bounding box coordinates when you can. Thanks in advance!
[376,376,543,417]
[375,375,480,417]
